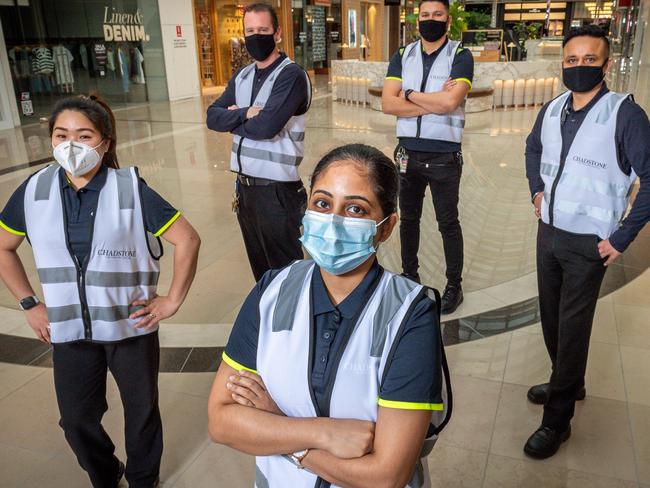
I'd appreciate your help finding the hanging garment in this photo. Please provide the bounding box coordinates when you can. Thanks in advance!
[131,47,145,84]
[118,47,130,93]
[79,43,89,70]
[52,45,74,86]
[106,47,115,71]
[31,47,55,75]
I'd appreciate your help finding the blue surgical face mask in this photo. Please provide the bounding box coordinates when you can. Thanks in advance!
[299,210,389,276]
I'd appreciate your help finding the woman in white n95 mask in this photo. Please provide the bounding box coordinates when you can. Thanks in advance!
[0,94,201,488]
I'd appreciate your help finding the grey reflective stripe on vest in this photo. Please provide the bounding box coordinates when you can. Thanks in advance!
[34,165,59,201]
[115,168,135,209]
[38,267,77,284]
[47,304,82,322]
[371,275,418,357]
[447,117,465,129]
[47,304,144,323]
[38,268,159,287]
[559,173,630,198]
[272,260,314,332]
[231,142,303,166]
[595,93,628,124]
[290,131,305,142]
[540,162,559,178]
[255,465,270,488]
[554,200,621,223]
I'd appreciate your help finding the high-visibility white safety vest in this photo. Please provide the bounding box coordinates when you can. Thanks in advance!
[540,91,637,239]
[396,40,465,143]
[24,165,161,343]
[231,57,311,182]
[254,260,448,488]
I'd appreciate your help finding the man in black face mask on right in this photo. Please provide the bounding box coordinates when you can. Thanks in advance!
[207,3,311,281]
[382,0,473,314]
[524,24,649,459]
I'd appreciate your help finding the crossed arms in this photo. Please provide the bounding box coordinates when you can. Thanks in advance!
[207,363,432,488]
[381,78,470,118]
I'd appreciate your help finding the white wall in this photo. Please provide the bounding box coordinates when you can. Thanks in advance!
[158,0,201,101]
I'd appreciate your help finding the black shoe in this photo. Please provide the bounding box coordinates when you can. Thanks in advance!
[524,425,571,459]
[114,461,125,487]
[527,383,587,405]
[400,272,421,284]
[440,284,463,314]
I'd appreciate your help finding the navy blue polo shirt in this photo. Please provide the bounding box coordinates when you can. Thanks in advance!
[385,38,474,154]
[223,259,443,415]
[0,164,179,265]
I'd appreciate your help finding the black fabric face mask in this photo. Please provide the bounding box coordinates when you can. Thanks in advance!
[562,61,607,93]
[245,33,277,61]
[419,19,448,42]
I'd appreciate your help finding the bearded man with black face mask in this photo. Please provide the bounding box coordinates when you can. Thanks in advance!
[207,3,312,281]
[524,25,650,460]
[382,0,473,315]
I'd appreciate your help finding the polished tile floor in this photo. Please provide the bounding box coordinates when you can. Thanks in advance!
[0,79,648,487]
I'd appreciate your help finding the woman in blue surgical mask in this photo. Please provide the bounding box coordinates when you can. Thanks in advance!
[0,94,201,487]
[208,144,451,488]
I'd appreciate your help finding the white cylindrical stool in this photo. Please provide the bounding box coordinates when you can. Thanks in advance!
[493,80,503,108]
[524,79,536,106]
[543,77,554,103]
[514,79,526,107]
[534,78,545,105]
[502,79,515,108]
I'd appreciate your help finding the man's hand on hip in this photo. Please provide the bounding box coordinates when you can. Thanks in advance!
[598,239,621,266]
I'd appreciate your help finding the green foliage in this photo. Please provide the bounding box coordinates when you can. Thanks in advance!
[466,11,491,30]
[448,2,468,41]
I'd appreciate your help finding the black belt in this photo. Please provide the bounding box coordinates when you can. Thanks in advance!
[237,174,301,187]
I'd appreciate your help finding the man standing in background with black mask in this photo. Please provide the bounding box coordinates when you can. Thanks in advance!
[382,0,473,314]
[207,3,311,281]
[524,25,649,459]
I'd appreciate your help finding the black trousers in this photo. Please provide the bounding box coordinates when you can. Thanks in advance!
[537,221,607,431]
[237,180,307,281]
[52,332,162,488]
[398,148,464,286]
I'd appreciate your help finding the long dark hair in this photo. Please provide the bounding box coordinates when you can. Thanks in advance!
[49,94,119,169]
[310,144,399,217]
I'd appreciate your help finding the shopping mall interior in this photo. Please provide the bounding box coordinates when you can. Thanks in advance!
[0,0,649,487]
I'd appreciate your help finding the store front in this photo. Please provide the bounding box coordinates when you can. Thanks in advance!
[0,0,168,125]
[292,0,338,72]
[193,0,294,90]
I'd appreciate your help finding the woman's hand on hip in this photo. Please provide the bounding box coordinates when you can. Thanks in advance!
[25,303,50,343]
[130,295,180,331]
[227,370,285,416]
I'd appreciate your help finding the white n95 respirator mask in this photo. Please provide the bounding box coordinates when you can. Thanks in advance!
[52,140,104,177]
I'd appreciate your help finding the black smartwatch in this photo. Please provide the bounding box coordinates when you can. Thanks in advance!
[404,89,415,101]
[19,296,40,311]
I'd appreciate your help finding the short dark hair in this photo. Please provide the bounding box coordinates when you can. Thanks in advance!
[563,24,610,55]
[243,3,279,32]
[49,94,119,169]
[418,0,450,10]
[310,144,399,217]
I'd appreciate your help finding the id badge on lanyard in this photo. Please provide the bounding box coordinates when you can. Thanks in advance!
[396,146,409,173]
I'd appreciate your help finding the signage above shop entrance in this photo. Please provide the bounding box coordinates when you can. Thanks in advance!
[103,6,151,42]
